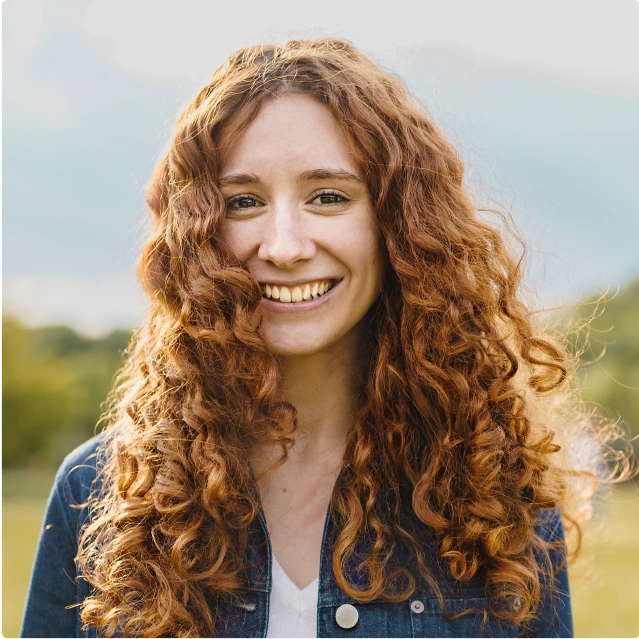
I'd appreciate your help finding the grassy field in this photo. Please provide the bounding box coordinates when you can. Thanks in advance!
[568,483,639,638]
[3,472,638,638]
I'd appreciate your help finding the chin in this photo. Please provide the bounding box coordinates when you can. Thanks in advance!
[264,340,327,357]
[261,326,336,358]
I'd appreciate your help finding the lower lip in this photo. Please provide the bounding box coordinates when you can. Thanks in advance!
[260,280,343,314]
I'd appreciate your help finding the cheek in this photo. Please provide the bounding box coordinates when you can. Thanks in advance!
[219,222,255,261]
[339,232,386,314]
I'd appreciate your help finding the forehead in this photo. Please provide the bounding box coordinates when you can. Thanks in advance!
[219,93,359,178]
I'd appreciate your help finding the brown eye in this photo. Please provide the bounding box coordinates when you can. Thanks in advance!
[227,195,259,210]
[312,191,348,206]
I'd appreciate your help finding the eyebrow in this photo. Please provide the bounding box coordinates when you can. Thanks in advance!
[298,168,363,184]
[218,168,364,186]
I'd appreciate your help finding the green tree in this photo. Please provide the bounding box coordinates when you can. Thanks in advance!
[2,316,132,468]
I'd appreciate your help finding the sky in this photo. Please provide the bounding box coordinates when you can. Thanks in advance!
[3,0,639,336]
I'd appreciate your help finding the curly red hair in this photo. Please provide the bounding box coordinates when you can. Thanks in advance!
[77,38,619,637]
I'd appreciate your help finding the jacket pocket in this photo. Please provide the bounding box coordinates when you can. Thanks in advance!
[408,596,519,638]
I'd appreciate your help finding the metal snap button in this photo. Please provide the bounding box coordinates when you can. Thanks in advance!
[335,603,359,629]
[410,600,424,614]
[513,596,523,611]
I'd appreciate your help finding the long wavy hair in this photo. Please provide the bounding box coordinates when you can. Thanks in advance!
[76,38,624,637]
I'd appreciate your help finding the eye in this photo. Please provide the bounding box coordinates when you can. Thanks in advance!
[311,190,349,206]
[226,195,261,211]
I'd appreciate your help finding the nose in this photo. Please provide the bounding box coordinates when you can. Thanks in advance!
[257,206,316,268]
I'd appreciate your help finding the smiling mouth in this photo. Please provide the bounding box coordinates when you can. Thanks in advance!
[260,279,337,303]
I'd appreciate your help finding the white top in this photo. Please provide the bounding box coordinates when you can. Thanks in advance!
[266,554,320,638]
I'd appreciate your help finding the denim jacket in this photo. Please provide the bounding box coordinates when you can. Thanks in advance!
[21,435,573,638]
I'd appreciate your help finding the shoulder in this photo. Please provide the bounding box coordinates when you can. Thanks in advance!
[56,432,108,483]
[51,432,111,522]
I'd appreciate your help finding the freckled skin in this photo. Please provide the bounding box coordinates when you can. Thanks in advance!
[219,93,385,358]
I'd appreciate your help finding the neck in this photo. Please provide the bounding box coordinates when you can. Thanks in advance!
[256,326,367,469]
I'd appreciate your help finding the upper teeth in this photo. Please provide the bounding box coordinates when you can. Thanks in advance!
[260,279,335,302]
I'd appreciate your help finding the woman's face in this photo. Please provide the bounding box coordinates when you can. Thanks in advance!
[219,93,386,357]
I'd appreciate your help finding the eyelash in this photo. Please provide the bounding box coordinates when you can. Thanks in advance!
[225,190,349,211]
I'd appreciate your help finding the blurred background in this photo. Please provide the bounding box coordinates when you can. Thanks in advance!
[2,0,638,636]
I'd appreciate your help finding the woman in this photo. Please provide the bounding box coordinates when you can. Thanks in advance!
[22,38,603,638]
